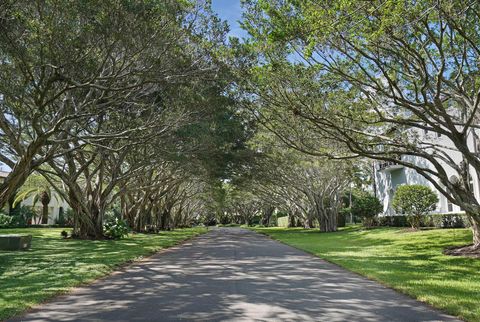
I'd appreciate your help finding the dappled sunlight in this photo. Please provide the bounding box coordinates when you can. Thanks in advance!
[255,226,479,321]
[12,228,458,322]
[0,227,205,319]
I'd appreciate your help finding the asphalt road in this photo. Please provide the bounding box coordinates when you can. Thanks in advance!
[12,228,459,322]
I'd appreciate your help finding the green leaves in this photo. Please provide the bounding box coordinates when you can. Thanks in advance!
[393,184,439,216]
[103,217,129,239]
[351,193,382,219]
[392,184,439,229]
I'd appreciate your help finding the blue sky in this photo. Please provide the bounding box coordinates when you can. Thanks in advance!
[211,0,248,39]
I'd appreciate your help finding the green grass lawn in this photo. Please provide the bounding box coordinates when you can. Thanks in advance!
[0,227,206,320]
[254,226,480,322]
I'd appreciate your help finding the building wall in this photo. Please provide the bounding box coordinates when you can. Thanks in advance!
[0,171,71,224]
[18,193,70,224]
[376,163,448,215]
[375,152,479,216]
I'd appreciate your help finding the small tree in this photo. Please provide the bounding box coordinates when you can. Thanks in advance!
[13,174,63,225]
[393,185,439,229]
[351,193,382,228]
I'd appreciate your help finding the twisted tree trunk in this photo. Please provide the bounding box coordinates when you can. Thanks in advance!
[468,212,480,250]
[261,206,275,226]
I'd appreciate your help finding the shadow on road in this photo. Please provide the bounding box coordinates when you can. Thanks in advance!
[12,228,458,322]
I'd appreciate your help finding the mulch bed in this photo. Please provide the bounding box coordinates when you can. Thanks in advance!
[443,244,480,258]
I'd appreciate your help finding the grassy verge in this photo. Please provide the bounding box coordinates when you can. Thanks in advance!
[253,226,479,322]
[0,227,206,320]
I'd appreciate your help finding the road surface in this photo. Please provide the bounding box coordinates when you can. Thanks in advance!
[12,228,458,321]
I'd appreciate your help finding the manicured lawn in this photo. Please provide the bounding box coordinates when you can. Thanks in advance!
[0,227,206,320]
[254,226,480,322]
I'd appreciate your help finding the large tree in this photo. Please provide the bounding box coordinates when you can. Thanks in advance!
[1,0,253,238]
[229,128,352,231]
[0,0,218,209]
[241,0,480,248]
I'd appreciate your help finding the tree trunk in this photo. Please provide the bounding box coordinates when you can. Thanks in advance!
[8,195,17,215]
[41,203,49,224]
[0,137,47,208]
[318,208,337,232]
[288,214,296,228]
[76,207,103,239]
[40,191,51,224]
[159,209,171,231]
[0,168,32,209]
[261,206,274,226]
[69,196,104,239]
[468,212,480,249]
[307,216,314,228]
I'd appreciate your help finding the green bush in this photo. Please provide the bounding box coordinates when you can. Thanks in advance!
[392,185,439,229]
[351,193,382,227]
[429,213,471,228]
[9,206,36,227]
[0,213,12,227]
[251,215,262,226]
[277,216,289,227]
[55,208,74,227]
[103,217,129,239]
[377,215,409,227]
[61,230,69,238]
[65,209,75,225]
[377,213,471,228]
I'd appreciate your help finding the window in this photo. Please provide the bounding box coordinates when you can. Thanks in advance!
[447,201,453,212]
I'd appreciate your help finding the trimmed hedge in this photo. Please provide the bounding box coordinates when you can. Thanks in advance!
[377,213,471,228]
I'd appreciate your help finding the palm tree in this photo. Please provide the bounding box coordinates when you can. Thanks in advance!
[13,174,62,224]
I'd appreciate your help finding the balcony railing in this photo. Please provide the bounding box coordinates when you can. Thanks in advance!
[377,157,404,171]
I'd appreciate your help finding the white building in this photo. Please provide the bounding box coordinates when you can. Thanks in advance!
[0,171,70,224]
[20,193,71,225]
[374,130,480,216]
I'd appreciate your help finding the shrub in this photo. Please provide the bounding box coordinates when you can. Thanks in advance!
[55,208,74,227]
[251,215,262,226]
[63,209,75,226]
[9,206,36,227]
[392,185,439,229]
[103,217,129,239]
[0,213,12,228]
[61,230,69,238]
[351,193,383,227]
[429,213,470,228]
[104,208,121,221]
[377,213,471,228]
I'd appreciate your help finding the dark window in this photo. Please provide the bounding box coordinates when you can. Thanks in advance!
[447,201,453,212]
